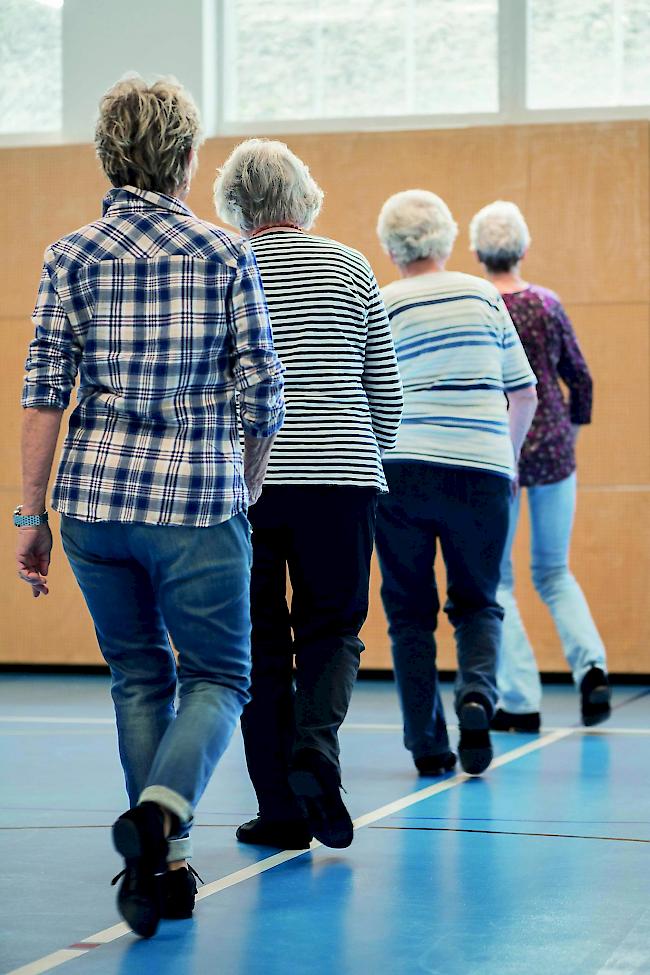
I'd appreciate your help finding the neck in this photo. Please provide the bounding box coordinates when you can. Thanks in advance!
[486,265,528,295]
[249,222,304,238]
[399,257,446,279]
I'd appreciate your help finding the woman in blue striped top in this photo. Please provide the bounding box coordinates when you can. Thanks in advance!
[375,190,538,777]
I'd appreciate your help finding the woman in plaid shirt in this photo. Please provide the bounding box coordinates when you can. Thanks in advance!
[15,76,285,938]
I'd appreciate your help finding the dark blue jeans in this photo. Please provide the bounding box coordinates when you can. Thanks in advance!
[375,462,510,760]
[61,512,252,860]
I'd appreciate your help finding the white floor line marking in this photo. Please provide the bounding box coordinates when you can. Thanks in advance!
[4,727,573,975]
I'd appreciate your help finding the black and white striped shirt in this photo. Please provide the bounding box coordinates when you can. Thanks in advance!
[250,229,403,491]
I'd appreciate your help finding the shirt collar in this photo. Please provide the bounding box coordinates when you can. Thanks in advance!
[102,185,194,219]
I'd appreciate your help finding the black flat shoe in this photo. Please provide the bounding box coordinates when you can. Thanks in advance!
[491,708,541,733]
[414,750,457,776]
[458,698,493,775]
[580,667,612,727]
[161,865,203,920]
[289,749,353,849]
[112,802,168,938]
[236,816,313,850]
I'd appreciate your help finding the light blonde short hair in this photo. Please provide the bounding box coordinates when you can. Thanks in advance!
[95,75,202,196]
[377,190,458,266]
[214,139,324,233]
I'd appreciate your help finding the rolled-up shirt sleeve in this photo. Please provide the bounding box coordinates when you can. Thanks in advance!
[22,252,82,410]
[227,242,285,438]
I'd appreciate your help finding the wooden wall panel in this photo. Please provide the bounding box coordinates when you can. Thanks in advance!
[524,123,649,305]
[1,120,648,672]
[564,304,650,486]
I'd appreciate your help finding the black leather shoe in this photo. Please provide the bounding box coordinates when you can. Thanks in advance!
[491,708,541,733]
[289,749,354,849]
[161,865,202,920]
[580,667,612,726]
[111,802,168,938]
[414,750,457,776]
[236,816,313,849]
[458,697,493,775]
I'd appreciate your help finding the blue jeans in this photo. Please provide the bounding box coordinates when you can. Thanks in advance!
[376,462,510,760]
[60,513,252,861]
[497,473,607,714]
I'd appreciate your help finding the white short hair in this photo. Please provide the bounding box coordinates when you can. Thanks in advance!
[469,200,531,271]
[213,138,324,233]
[376,190,458,266]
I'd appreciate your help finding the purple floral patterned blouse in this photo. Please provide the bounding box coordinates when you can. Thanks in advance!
[502,285,592,487]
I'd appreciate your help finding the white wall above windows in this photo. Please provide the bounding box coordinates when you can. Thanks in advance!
[1,0,649,147]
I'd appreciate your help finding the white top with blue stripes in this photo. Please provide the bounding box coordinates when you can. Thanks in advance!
[381,271,537,479]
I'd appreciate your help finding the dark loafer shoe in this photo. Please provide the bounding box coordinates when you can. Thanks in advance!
[458,698,493,775]
[289,749,354,849]
[414,750,457,776]
[236,816,313,850]
[111,802,168,938]
[491,708,541,733]
[580,667,612,727]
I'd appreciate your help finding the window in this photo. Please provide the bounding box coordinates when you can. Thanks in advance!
[527,0,650,109]
[225,0,499,123]
[0,0,63,134]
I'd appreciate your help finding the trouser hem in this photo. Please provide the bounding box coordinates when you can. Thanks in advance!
[139,785,193,832]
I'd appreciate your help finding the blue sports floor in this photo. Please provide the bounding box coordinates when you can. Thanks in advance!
[1,675,649,975]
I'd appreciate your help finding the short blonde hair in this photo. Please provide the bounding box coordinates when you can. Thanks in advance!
[95,75,202,196]
[377,190,458,266]
[214,139,324,233]
[469,200,531,272]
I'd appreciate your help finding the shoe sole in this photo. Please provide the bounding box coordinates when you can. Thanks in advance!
[113,817,145,861]
[288,769,354,849]
[458,702,493,776]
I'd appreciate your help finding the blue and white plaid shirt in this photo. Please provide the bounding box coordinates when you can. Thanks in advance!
[22,186,285,526]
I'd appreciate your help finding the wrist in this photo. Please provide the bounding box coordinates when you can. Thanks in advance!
[13,505,49,528]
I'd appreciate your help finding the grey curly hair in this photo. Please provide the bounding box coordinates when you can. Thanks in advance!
[213,139,324,233]
[377,190,458,266]
[95,75,203,197]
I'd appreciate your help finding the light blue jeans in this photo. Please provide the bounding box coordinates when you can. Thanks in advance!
[61,513,252,861]
[497,473,607,714]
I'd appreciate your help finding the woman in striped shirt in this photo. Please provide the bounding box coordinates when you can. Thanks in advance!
[375,190,538,778]
[214,140,403,851]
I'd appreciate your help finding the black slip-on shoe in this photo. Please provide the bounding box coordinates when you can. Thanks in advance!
[414,750,457,776]
[236,816,313,850]
[111,802,168,938]
[289,750,354,849]
[458,699,493,775]
[491,708,541,733]
[160,865,202,920]
[580,667,612,727]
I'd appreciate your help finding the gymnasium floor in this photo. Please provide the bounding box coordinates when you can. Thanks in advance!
[1,675,649,975]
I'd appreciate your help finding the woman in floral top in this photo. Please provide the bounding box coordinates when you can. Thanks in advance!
[470,201,610,730]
